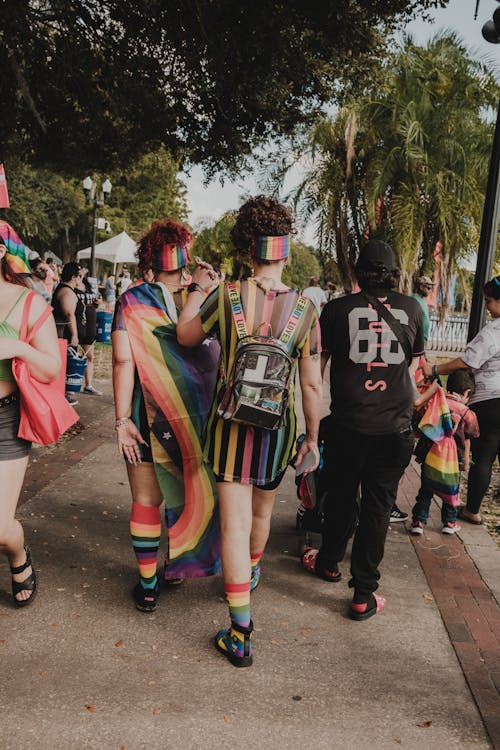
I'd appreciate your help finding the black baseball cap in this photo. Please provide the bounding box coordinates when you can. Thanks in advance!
[356,240,396,272]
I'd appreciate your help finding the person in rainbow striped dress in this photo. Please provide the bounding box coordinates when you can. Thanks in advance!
[177,196,323,667]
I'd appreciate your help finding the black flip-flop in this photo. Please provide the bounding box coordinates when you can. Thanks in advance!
[350,593,386,621]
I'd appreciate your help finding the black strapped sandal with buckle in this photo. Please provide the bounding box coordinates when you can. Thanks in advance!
[10,545,37,608]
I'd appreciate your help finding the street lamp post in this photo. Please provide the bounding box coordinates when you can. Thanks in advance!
[468,99,500,340]
[468,2,500,340]
[82,177,112,279]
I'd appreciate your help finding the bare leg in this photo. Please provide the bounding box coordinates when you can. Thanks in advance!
[0,456,31,602]
[216,482,253,584]
[126,462,163,507]
[83,343,95,389]
[250,486,277,557]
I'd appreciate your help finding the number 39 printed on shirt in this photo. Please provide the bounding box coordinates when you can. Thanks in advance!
[348,305,409,372]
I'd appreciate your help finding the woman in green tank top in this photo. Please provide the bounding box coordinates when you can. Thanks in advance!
[0,228,62,607]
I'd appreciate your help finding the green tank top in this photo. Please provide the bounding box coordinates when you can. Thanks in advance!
[0,290,28,381]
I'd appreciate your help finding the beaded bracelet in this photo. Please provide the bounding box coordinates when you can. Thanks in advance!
[115,417,131,429]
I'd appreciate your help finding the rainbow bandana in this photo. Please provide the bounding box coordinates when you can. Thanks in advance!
[0,221,31,274]
[254,235,290,261]
[153,244,190,272]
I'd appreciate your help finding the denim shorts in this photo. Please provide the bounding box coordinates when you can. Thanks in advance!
[0,394,31,460]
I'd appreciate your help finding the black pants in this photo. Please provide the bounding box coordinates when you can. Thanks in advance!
[317,422,414,599]
[467,399,500,515]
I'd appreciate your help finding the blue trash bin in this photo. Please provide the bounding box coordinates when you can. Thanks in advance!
[66,347,87,392]
[96,311,113,343]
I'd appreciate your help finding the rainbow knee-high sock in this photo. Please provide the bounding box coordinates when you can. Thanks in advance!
[130,502,161,590]
[225,582,251,627]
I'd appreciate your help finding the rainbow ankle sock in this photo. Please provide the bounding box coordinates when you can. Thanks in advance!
[225,581,251,627]
[130,502,161,589]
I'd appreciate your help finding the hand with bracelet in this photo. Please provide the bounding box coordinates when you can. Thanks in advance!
[190,258,219,295]
[115,416,148,466]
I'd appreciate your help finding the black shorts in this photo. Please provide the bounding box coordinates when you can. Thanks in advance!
[0,394,31,460]
[214,469,286,491]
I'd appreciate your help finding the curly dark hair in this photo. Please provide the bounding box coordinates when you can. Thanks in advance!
[230,195,295,257]
[355,267,401,291]
[446,369,475,397]
[484,276,500,300]
[137,218,192,273]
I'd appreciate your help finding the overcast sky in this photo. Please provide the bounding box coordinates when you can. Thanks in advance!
[184,0,500,244]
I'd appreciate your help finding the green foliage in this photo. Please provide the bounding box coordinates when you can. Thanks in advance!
[283,242,321,290]
[1,161,84,258]
[269,32,499,304]
[0,148,187,262]
[192,212,236,277]
[100,147,188,240]
[0,1,448,174]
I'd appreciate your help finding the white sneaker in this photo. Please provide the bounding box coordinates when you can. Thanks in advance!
[442,522,461,535]
[83,386,102,395]
[410,521,424,535]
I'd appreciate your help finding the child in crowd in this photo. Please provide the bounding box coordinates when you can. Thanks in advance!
[411,370,480,535]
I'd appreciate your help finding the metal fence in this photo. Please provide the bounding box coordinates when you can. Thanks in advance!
[427,313,468,353]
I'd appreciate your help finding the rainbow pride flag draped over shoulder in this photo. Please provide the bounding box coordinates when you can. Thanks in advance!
[418,386,460,506]
[120,283,221,578]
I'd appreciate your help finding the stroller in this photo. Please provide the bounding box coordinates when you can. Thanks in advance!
[292,424,359,556]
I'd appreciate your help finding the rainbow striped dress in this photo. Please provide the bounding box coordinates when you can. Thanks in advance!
[117,282,221,578]
[200,279,320,486]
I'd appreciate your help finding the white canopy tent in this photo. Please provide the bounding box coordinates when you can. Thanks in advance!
[77,231,138,272]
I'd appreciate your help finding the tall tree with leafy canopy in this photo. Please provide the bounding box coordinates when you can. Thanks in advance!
[273,33,498,303]
[273,108,365,292]
[362,33,498,305]
[0,0,448,174]
[1,148,187,261]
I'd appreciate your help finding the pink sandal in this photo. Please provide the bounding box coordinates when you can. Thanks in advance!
[301,547,341,582]
[350,593,386,621]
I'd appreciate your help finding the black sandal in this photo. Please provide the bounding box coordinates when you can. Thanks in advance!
[133,582,160,612]
[10,545,37,608]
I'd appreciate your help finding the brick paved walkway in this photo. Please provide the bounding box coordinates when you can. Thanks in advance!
[398,462,500,749]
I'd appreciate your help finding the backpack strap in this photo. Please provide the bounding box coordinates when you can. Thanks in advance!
[279,295,309,349]
[360,291,413,366]
[226,282,248,340]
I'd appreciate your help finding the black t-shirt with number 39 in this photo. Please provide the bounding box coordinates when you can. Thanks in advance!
[320,290,425,435]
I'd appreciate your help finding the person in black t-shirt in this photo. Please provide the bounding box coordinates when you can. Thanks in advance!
[301,240,425,620]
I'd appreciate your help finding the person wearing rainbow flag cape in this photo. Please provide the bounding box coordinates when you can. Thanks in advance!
[112,218,221,612]
[0,221,61,607]
[177,196,322,668]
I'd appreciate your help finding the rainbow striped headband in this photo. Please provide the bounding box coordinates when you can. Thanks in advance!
[153,244,190,271]
[0,220,31,274]
[254,235,290,261]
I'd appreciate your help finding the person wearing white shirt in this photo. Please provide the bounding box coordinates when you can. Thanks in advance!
[423,275,500,525]
[302,277,327,313]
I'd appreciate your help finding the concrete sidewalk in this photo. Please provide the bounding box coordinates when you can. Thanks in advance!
[1,379,498,750]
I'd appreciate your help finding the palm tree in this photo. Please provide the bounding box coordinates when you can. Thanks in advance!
[274,107,366,292]
[362,33,498,308]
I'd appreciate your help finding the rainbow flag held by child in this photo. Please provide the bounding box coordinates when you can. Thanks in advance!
[418,386,460,506]
[120,282,221,578]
